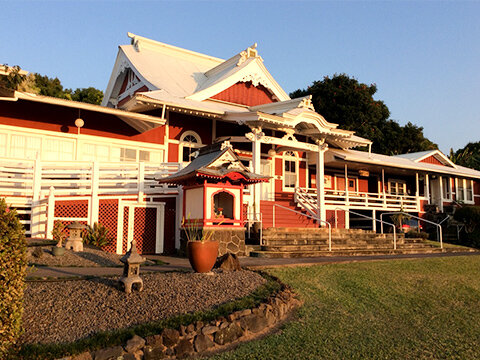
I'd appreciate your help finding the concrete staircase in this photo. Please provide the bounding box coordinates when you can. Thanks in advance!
[250,228,451,258]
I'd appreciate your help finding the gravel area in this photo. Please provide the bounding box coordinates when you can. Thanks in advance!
[20,270,266,345]
[27,246,124,267]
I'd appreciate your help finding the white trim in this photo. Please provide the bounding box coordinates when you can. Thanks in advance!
[414,150,457,168]
[282,150,299,192]
[179,130,202,163]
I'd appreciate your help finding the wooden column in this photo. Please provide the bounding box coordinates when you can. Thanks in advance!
[316,140,328,224]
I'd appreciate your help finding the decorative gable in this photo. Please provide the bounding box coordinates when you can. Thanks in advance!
[211,81,276,106]
[420,155,444,166]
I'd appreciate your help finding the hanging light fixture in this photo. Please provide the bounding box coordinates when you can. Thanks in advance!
[75,109,84,134]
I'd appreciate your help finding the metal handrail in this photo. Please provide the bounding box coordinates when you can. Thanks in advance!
[337,207,397,249]
[245,212,263,245]
[273,204,332,251]
[380,211,443,249]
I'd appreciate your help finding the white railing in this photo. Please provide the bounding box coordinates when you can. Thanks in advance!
[380,211,443,249]
[272,203,332,251]
[295,187,419,212]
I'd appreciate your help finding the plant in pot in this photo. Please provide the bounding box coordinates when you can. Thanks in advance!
[51,222,67,256]
[182,217,219,273]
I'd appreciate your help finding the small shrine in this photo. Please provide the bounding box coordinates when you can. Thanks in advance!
[157,141,269,256]
[65,221,87,252]
[119,240,145,293]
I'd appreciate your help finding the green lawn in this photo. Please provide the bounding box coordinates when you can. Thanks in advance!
[209,256,480,360]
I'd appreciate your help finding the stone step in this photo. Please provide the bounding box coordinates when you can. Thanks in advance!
[261,242,437,252]
[250,247,445,258]
[263,227,377,234]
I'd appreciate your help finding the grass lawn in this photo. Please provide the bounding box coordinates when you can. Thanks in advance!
[208,256,480,360]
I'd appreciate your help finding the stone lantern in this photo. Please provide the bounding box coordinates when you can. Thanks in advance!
[65,221,86,252]
[119,240,145,294]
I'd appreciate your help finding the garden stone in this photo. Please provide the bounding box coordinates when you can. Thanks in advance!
[186,324,195,333]
[32,246,43,258]
[215,253,241,271]
[240,314,268,333]
[161,328,179,347]
[265,310,276,326]
[195,321,204,330]
[71,352,92,360]
[214,323,243,345]
[145,335,163,347]
[180,324,187,336]
[93,345,124,360]
[175,339,194,359]
[194,334,215,352]
[202,325,219,335]
[124,335,145,353]
[219,321,229,329]
[143,346,166,360]
[165,348,175,356]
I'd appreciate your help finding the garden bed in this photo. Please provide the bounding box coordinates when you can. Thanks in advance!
[20,270,266,345]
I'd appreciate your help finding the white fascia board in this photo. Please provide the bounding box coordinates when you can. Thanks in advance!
[187,58,289,102]
[14,92,166,126]
[414,149,457,168]
[101,48,155,107]
[332,150,479,179]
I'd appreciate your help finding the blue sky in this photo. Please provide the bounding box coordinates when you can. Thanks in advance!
[2,1,479,153]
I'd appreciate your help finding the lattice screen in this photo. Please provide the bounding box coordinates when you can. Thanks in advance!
[98,199,118,253]
[133,207,157,254]
[54,200,89,218]
[53,220,88,238]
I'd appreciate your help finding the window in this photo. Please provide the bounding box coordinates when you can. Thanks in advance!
[180,131,202,163]
[84,143,110,161]
[11,134,41,159]
[389,180,406,196]
[283,151,297,190]
[213,191,234,219]
[442,177,451,200]
[456,178,474,203]
[0,133,7,157]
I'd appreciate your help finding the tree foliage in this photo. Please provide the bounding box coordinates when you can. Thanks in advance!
[0,198,27,358]
[291,74,437,155]
[1,65,103,105]
[450,142,480,171]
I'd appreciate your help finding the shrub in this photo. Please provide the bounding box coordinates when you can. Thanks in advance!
[51,221,67,247]
[453,206,480,248]
[83,222,110,248]
[0,198,27,357]
[405,230,429,239]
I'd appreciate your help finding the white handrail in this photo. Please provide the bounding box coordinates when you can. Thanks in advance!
[273,203,332,251]
[380,211,443,249]
[337,207,397,250]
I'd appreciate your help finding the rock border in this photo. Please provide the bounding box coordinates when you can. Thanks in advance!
[59,284,300,360]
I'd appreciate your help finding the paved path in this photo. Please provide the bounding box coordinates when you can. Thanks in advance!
[27,251,480,279]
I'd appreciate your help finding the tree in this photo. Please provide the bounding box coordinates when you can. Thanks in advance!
[33,73,72,100]
[71,87,103,105]
[450,142,480,171]
[0,65,26,90]
[291,74,437,155]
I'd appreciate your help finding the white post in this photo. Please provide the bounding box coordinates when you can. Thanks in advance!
[175,187,184,250]
[382,169,386,208]
[138,162,145,201]
[372,209,376,232]
[249,128,263,220]
[90,161,99,225]
[439,176,444,212]
[31,158,42,237]
[316,140,327,224]
[344,163,349,205]
[46,186,55,238]
[345,210,350,229]
[415,173,420,211]
[425,174,430,204]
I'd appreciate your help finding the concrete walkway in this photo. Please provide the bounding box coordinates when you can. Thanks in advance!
[27,251,480,279]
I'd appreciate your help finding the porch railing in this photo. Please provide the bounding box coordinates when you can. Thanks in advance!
[296,187,419,211]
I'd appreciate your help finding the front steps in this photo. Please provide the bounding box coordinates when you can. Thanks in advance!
[249,228,457,258]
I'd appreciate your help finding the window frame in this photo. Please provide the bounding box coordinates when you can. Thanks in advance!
[282,151,298,192]
[179,131,202,163]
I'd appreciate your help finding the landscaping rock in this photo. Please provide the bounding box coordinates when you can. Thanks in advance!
[194,334,215,352]
[214,322,243,345]
[186,324,195,333]
[161,328,180,347]
[124,335,145,353]
[143,346,166,360]
[71,352,92,360]
[92,345,124,360]
[240,314,268,333]
[174,339,194,359]
[215,253,241,271]
[201,325,219,335]
[32,246,44,258]
[145,335,163,347]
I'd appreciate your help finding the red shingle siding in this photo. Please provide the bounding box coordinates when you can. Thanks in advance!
[420,155,444,166]
[211,81,276,106]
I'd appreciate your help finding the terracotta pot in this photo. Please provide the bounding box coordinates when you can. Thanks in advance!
[187,241,219,273]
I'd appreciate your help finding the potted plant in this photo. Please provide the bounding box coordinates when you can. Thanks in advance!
[51,222,67,256]
[182,217,219,273]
